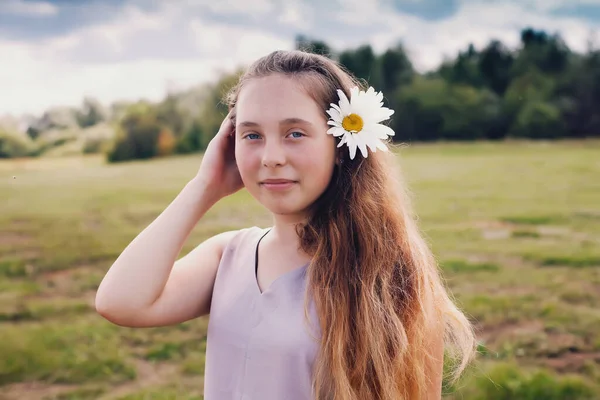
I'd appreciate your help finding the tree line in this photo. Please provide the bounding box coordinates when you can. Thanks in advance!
[1,27,598,160]
[297,29,600,142]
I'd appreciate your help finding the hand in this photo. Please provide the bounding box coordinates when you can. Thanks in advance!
[194,112,243,202]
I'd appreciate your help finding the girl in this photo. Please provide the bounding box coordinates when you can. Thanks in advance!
[96,50,476,399]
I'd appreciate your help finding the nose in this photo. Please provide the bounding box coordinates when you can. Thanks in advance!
[261,139,287,168]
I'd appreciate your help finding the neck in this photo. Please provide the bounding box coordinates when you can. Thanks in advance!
[268,213,308,255]
[270,215,301,241]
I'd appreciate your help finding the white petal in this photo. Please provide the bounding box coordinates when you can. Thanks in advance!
[346,134,358,160]
[331,127,349,137]
[326,107,341,122]
[337,89,351,115]
[375,139,389,152]
[364,135,379,152]
[355,134,369,159]
[348,142,357,160]
[368,107,394,124]
[369,123,395,139]
[327,120,341,127]
[350,86,360,102]
[330,103,342,113]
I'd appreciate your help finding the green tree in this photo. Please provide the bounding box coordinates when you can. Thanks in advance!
[106,104,164,162]
[194,69,242,149]
[510,100,565,139]
[393,77,506,141]
[380,43,413,93]
[156,94,190,138]
[339,45,380,86]
[438,44,484,88]
[555,49,600,137]
[76,97,109,128]
[503,68,555,127]
[512,28,571,77]
[294,34,333,57]
[478,40,514,95]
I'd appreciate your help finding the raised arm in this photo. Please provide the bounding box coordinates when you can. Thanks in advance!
[95,113,243,328]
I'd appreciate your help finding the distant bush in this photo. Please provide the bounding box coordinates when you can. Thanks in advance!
[393,77,506,141]
[41,139,83,158]
[26,107,79,140]
[511,100,565,139]
[34,128,79,155]
[175,121,204,154]
[156,127,177,156]
[0,128,38,158]
[106,108,167,162]
[81,123,116,154]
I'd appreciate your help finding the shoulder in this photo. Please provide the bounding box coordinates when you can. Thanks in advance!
[209,226,267,290]
[212,225,269,263]
[217,226,267,249]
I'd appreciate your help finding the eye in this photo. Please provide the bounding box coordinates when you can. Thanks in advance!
[243,133,261,140]
[288,131,305,139]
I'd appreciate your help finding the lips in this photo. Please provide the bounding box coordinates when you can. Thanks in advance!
[261,179,296,184]
[260,179,297,190]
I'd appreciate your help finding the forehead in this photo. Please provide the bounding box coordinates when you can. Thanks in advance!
[236,74,325,124]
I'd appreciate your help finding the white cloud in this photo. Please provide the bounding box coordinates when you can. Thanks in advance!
[0,37,224,117]
[185,0,275,17]
[0,4,292,117]
[335,0,392,26]
[0,0,58,16]
[277,0,315,29]
[474,0,600,12]
[189,18,292,61]
[78,5,173,54]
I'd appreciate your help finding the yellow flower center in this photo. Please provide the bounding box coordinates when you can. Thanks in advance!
[342,113,364,133]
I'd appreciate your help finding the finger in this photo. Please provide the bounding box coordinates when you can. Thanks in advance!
[218,115,235,138]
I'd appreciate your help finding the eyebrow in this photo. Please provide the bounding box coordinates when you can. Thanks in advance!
[237,118,314,128]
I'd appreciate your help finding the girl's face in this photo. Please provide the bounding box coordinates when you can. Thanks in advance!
[234,74,337,221]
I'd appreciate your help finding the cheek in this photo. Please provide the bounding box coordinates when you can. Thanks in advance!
[234,146,254,179]
[300,141,336,181]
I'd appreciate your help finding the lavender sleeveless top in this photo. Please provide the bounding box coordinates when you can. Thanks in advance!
[204,226,321,399]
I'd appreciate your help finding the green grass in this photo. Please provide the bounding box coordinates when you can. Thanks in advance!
[0,317,136,385]
[2,139,600,399]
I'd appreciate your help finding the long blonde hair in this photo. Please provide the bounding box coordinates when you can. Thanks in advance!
[226,50,476,399]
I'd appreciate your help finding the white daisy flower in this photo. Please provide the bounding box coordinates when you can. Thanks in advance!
[326,86,395,160]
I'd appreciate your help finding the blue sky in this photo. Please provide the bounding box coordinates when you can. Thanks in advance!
[1,0,600,117]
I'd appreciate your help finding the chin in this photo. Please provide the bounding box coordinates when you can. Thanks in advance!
[261,198,312,218]
[264,202,304,216]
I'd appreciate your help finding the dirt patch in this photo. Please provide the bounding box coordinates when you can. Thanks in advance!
[38,265,103,296]
[97,359,180,400]
[0,381,78,400]
[542,351,600,373]
[470,220,595,244]
[478,320,545,346]
[443,253,528,269]
[83,216,103,231]
[0,232,34,247]
[0,359,180,400]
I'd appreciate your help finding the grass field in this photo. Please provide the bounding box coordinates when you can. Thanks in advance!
[1,140,600,399]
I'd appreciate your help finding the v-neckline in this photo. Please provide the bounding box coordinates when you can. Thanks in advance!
[254,228,309,296]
